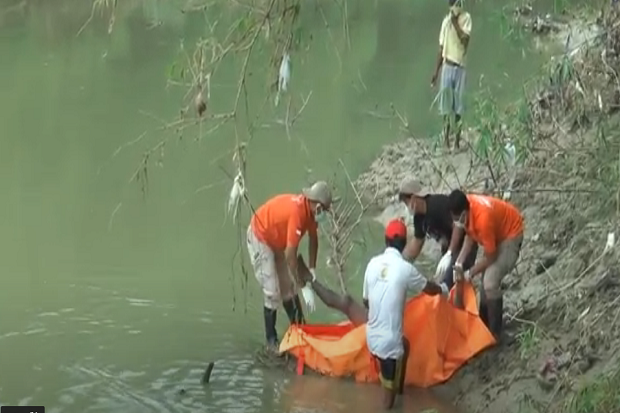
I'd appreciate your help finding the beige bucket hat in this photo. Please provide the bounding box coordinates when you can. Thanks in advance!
[398,177,430,198]
[302,181,333,210]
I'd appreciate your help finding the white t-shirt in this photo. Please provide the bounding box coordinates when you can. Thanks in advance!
[362,247,428,360]
[439,11,472,67]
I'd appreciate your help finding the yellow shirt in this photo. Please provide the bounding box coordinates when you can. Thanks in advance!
[439,11,472,67]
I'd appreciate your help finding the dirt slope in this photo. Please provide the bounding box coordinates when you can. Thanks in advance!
[354,5,620,412]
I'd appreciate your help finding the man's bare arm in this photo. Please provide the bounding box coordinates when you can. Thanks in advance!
[285,245,303,284]
[403,237,424,261]
[451,15,470,47]
[431,49,443,84]
[308,232,318,269]
[448,224,463,254]
[455,234,474,266]
[468,249,497,278]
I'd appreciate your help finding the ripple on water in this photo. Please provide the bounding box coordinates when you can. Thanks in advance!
[1,281,250,412]
[50,356,269,413]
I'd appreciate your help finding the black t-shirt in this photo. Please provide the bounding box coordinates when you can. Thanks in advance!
[412,194,454,244]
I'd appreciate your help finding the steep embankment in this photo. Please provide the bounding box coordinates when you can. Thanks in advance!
[354,5,620,413]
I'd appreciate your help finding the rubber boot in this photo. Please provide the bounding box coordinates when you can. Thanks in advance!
[487,297,504,341]
[479,289,489,329]
[283,295,305,325]
[263,307,279,349]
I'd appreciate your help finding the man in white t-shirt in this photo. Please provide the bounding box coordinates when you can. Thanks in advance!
[363,219,449,410]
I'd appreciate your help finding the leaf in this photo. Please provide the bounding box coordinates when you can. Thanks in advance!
[167,62,177,80]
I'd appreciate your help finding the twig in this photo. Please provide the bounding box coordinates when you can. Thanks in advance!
[316,0,343,76]
[107,202,122,232]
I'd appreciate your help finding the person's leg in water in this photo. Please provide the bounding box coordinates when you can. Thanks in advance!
[246,225,281,351]
[395,338,410,396]
[376,356,400,410]
[296,255,368,326]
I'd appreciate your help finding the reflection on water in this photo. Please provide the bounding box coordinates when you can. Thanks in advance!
[0,282,460,413]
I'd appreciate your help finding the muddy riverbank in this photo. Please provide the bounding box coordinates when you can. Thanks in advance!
[354,3,620,412]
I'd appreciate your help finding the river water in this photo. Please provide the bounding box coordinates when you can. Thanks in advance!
[0,0,545,412]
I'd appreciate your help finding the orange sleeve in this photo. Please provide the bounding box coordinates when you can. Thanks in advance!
[477,212,498,255]
[286,212,303,248]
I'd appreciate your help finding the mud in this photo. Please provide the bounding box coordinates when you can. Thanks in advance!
[353,5,620,412]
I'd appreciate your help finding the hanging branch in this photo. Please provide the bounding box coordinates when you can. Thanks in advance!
[325,159,378,295]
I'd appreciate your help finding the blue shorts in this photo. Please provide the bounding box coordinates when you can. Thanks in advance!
[439,62,466,116]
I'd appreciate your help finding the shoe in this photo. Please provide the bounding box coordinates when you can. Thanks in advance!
[283,295,305,324]
[263,306,278,346]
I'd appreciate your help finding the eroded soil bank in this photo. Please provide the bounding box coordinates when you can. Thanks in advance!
[354,3,620,412]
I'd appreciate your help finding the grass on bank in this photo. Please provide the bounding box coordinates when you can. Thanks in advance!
[564,369,620,413]
[460,2,620,413]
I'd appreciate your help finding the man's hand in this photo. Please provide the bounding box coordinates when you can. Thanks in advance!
[453,263,472,283]
[450,12,459,27]
[431,74,438,88]
[309,268,317,283]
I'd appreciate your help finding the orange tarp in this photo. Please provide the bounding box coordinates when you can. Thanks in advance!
[279,283,496,387]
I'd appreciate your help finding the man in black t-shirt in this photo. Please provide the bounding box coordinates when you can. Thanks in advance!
[397,178,478,294]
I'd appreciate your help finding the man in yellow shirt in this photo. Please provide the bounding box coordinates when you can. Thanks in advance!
[431,0,472,151]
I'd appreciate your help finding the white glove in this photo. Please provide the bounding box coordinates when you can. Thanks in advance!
[300,285,316,312]
[439,283,450,297]
[435,251,452,279]
[309,268,317,282]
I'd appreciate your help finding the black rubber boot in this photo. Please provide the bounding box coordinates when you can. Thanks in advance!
[283,295,305,324]
[479,289,489,329]
[263,307,278,347]
[487,297,504,341]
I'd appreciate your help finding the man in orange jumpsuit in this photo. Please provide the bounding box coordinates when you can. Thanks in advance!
[246,181,332,351]
[447,189,524,340]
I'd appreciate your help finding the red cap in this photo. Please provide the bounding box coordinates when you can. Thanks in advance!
[385,219,407,239]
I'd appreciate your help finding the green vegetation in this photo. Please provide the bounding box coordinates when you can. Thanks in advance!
[516,325,540,361]
[563,369,620,412]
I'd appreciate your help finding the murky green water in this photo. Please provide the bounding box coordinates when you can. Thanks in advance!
[0,0,544,412]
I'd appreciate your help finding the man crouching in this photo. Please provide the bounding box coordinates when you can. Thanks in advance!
[363,220,449,409]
